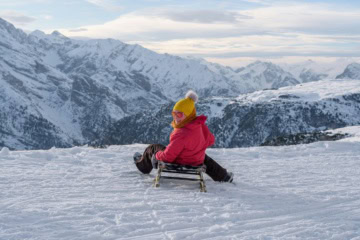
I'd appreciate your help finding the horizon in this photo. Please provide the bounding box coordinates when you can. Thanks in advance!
[1,0,360,67]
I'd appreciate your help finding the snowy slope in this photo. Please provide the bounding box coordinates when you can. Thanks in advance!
[233,78,360,103]
[198,59,300,92]
[329,125,360,142]
[336,63,360,80]
[207,79,360,147]
[1,127,360,239]
[234,61,300,90]
[280,59,359,82]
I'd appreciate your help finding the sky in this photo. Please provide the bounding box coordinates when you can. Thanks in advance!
[1,0,360,67]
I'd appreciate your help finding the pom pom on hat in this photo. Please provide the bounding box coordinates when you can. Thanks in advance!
[173,90,198,116]
[185,90,198,103]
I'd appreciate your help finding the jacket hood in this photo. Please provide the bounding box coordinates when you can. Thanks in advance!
[184,115,207,129]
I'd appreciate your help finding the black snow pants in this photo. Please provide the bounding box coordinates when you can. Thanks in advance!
[135,144,229,182]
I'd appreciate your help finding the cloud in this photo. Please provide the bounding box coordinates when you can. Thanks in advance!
[56,2,360,61]
[40,15,53,20]
[155,9,252,24]
[60,3,360,39]
[59,10,262,42]
[0,0,51,7]
[69,28,88,32]
[246,3,360,35]
[0,11,36,25]
[86,0,123,11]
[86,0,105,7]
[132,33,360,58]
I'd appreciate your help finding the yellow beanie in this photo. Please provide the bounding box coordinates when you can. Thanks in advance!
[173,90,198,116]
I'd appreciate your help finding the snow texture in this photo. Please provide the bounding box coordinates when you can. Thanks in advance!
[1,126,360,239]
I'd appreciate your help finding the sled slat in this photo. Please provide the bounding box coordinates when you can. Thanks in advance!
[154,161,207,192]
[160,176,201,181]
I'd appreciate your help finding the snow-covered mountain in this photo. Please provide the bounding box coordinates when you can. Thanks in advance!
[336,62,360,79]
[1,17,359,150]
[280,59,360,83]
[0,18,301,150]
[101,79,360,148]
[233,61,300,90]
[189,58,300,92]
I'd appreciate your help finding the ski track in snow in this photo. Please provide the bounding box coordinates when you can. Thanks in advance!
[1,140,360,240]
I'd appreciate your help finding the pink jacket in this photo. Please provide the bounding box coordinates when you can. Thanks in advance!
[155,115,215,166]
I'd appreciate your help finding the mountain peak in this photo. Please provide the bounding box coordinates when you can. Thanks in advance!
[29,29,47,38]
[0,17,17,31]
[336,62,360,79]
[348,62,360,68]
[0,17,27,43]
[247,60,281,71]
[0,17,11,28]
[51,30,68,38]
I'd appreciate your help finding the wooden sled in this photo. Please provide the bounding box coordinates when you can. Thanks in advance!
[154,161,207,192]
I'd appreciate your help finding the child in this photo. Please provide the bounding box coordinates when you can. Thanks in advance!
[134,90,233,182]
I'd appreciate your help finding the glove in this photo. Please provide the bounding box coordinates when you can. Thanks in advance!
[151,154,159,169]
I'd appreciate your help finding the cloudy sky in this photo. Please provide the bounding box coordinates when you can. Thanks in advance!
[1,0,360,67]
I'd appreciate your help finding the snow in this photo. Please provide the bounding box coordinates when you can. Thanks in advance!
[329,126,360,143]
[1,128,360,239]
[0,147,10,156]
[43,50,62,67]
[279,58,360,80]
[236,79,360,104]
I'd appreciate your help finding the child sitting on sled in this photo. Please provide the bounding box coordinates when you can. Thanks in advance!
[134,90,233,183]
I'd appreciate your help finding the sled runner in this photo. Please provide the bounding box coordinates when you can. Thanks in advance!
[154,161,207,192]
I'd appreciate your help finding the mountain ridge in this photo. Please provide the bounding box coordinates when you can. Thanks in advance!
[99,79,360,148]
[1,17,360,150]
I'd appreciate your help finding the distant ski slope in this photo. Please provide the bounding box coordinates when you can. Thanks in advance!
[1,126,360,239]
